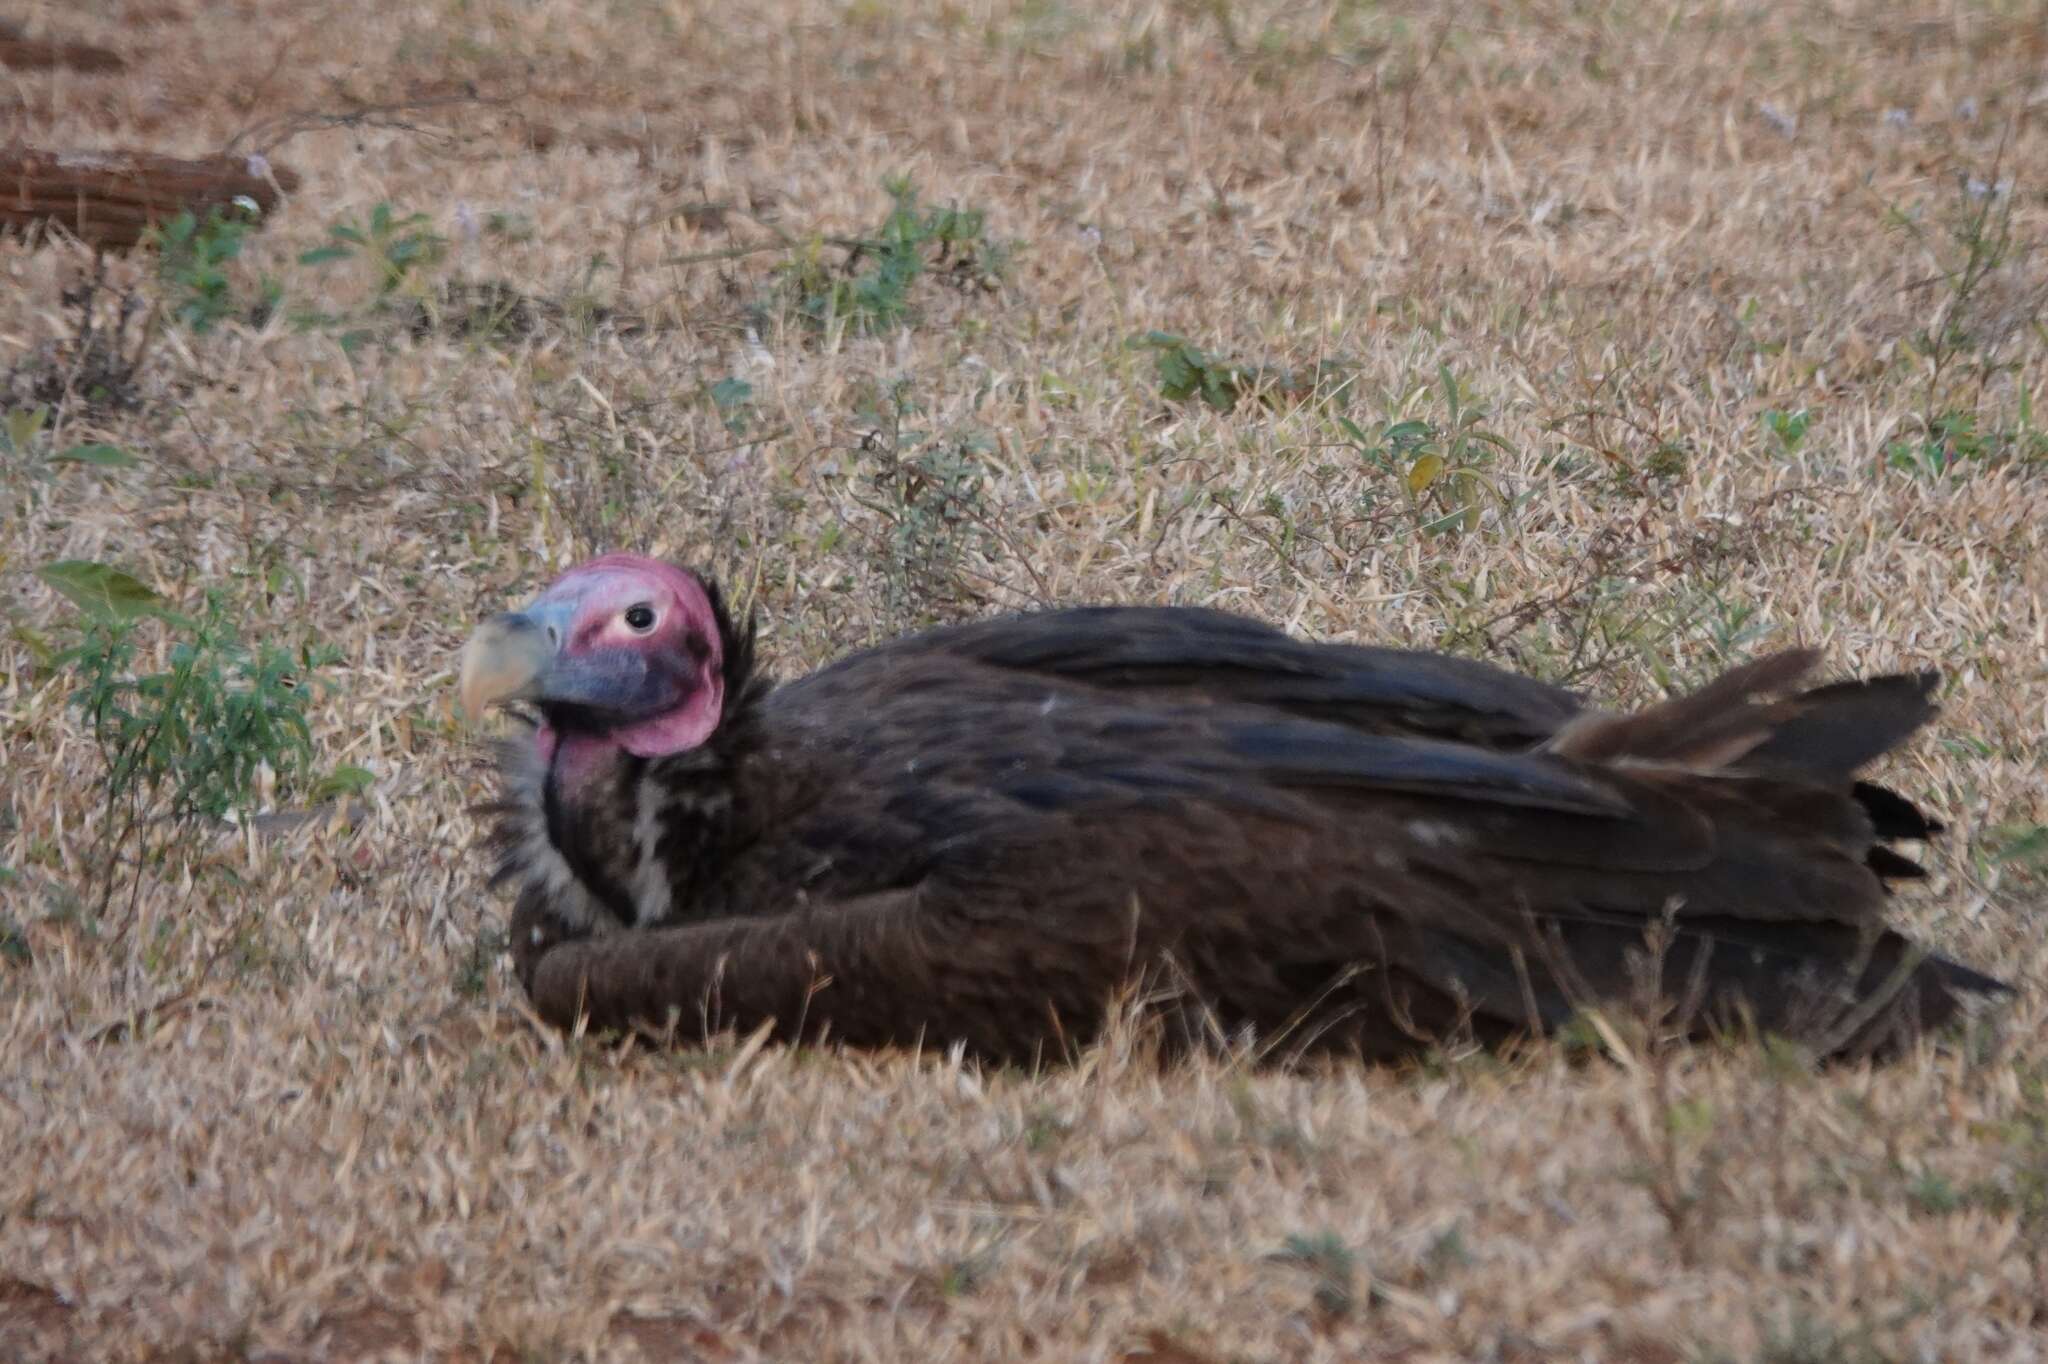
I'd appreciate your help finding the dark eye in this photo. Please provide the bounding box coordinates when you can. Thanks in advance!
[623,604,657,632]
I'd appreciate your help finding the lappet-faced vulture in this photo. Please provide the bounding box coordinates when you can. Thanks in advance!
[459,554,2009,1064]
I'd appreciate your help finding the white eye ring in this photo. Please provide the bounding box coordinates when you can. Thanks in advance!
[624,604,658,632]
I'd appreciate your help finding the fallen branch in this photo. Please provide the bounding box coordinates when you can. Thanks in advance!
[0,148,300,251]
[0,38,125,74]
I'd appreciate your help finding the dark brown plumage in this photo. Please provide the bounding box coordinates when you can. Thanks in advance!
[460,555,2010,1066]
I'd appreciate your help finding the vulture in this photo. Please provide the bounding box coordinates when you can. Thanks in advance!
[459,553,2010,1065]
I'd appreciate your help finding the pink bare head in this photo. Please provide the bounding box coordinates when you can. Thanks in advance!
[458,554,727,760]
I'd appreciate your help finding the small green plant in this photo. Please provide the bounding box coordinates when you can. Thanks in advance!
[776,177,1005,336]
[1905,1169,1964,1215]
[1131,331,1256,411]
[1,405,140,477]
[1883,404,2048,477]
[41,561,342,918]
[1985,822,2048,878]
[708,376,756,436]
[1339,364,1515,534]
[143,202,277,334]
[1269,1231,1359,1317]
[0,913,27,966]
[847,380,998,614]
[1896,177,2015,398]
[933,1240,1004,1298]
[1129,331,1355,415]
[1878,170,2047,478]
[299,202,448,299]
[1762,406,1814,456]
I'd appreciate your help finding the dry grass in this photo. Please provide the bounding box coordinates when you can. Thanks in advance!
[3,0,2047,1358]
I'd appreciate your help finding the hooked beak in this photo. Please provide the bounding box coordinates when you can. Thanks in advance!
[458,601,573,722]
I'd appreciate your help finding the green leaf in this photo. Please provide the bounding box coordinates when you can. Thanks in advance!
[1666,1097,1717,1139]
[49,443,139,468]
[3,405,47,455]
[710,377,754,411]
[1154,349,1199,400]
[297,245,351,266]
[37,561,176,624]
[1408,453,1446,494]
[9,622,54,669]
[310,764,376,803]
[1987,823,2048,871]
[1199,365,1241,412]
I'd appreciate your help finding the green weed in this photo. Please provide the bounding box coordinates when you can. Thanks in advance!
[1339,363,1516,534]
[143,203,279,334]
[1269,1231,1361,1317]
[42,562,343,919]
[1761,407,1814,457]
[847,381,998,615]
[1880,168,2047,477]
[299,202,448,298]
[1130,330,1356,415]
[774,177,1006,337]
[1,406,141,510]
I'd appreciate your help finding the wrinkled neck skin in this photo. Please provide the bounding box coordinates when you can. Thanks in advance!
[536,723,650,925]
[495,716,726,939]
[480,719,648,942]
[533,664,725,767]
[535,722,625,796]
[490,651,743,942]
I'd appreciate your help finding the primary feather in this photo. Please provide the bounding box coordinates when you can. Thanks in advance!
[462,555,2010,1064]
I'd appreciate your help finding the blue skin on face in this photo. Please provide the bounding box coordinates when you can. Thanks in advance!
[499,597,695,729]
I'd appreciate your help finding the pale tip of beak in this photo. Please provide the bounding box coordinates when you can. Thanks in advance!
[457,616,548,724]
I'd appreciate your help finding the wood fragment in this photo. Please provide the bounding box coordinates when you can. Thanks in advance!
[0,38,126,74]
[0,148,301,251]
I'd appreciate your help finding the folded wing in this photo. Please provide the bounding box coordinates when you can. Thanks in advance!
[525,647,2007,1063]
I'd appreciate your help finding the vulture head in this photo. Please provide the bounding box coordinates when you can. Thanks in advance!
[458,554,729,765]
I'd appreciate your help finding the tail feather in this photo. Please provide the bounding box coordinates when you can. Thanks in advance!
[1746,671,1942,779]
[1488,650,2000,1056]
[1542,649,1821,768]
[1864,845,1929,881]
[1543,651,1948,888]
[1851,779,1946,840]
[1542,652,1943,786]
